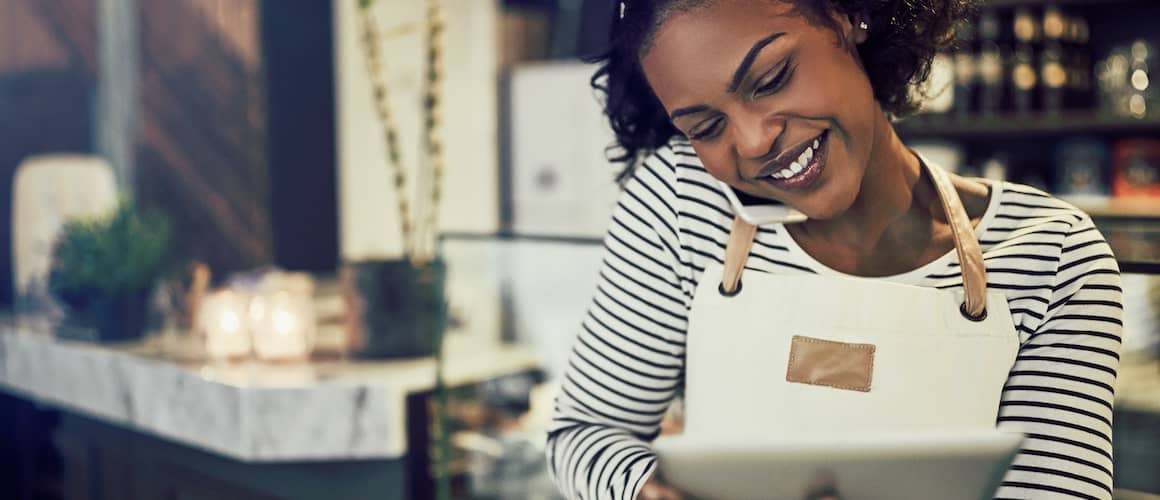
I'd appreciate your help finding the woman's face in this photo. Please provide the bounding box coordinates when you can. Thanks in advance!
[641,0,876,220]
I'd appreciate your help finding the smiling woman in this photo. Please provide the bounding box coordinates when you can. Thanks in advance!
[546,1,1125,500]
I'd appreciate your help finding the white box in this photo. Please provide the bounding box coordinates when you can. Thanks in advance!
[509,62,621,239]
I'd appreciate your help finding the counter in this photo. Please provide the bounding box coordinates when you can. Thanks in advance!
[0,318,541,499]
[3,317,1158,498]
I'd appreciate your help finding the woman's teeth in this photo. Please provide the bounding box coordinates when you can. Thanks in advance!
[770,138,821,180]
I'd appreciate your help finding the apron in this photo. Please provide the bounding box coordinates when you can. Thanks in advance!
[683,160,1019,438]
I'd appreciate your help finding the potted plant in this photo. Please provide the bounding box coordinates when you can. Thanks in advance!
[349,3,453,498]
[49,200,173,342]
[344,0,448,361]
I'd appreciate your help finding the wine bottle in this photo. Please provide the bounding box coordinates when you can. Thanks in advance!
[953,19,976,117]
[977,10,1005,116]
[1074,16,1093,110]
[1040,4,1067,115]
[1012,7,1039,115]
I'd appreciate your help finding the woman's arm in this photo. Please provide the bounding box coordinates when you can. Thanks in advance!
[546,151,691,500]
[995,215,1123,500]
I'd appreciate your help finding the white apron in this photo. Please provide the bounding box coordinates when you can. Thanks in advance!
[683,160,1020,438]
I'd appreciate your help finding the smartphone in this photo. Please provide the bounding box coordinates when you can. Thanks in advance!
[719,181,808,225]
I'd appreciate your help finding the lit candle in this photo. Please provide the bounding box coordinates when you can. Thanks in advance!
[199,290,251,360]
[250,274,315,362]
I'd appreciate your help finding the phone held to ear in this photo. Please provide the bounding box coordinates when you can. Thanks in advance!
[719,181,808,225]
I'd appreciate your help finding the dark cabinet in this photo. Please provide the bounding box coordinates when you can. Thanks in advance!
[52,413,405,500]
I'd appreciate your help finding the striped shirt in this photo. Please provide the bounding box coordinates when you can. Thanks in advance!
[546,137,1124,500]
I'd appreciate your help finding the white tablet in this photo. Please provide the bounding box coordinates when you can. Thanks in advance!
[653,429,1023,500]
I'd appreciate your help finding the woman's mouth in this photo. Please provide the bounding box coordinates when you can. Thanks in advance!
[757,130,828,192]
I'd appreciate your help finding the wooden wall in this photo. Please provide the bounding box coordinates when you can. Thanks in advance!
[0,0,93,71]
[1,0,272,306]
[135,0,271,275]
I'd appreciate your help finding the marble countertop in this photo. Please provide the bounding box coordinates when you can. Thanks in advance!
[0,319,540,462]
[3,314,1155,464]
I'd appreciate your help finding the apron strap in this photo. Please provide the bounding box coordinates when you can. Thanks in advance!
[718,160,988,320]
[720,216,758,295]
[923,160,989,320]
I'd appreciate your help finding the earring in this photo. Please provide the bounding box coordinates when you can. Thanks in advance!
[859,21,869,30]
[620,1,626,19]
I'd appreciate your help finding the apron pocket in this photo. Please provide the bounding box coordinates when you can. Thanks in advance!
[786,335,876,392]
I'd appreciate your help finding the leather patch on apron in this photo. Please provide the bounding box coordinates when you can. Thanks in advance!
[786,336,875,392]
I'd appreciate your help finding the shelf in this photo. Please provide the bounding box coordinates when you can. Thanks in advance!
[897,113,1160,140]
[1076,199,1160,219]
[985,0,1150,7]
[1118,261,1160,275]
[1089,208,1160,273]
[442,231,603,246]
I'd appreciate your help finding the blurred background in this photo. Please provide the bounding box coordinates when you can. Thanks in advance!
[0,0,1157,499]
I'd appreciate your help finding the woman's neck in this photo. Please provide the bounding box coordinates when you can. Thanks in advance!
[784,111,946,273]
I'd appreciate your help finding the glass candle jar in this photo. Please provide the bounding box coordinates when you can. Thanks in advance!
[199,290,252,360]
[249,272,316,362]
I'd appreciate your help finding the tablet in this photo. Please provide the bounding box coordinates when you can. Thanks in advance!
[653,429,1023,500]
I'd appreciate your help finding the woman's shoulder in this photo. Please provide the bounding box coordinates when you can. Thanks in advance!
[620,138,738,259]
[625,136,730,212]
[981,180,1110,257]
[988,181,1095,226]
[631,136,711,181]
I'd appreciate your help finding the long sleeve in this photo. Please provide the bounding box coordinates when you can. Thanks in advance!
[995,215,1124,500]
[546,155,691,500]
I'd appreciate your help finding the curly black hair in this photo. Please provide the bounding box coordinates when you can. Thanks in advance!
[591,0,977,181]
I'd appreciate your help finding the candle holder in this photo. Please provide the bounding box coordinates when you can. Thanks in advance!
[249,272,316,362]
[198,289,252,361]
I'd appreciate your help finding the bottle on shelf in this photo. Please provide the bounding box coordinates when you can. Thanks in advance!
[1098,40,1157,120]
[952,19,977,118]
[1011,6,1040,115]
[1064,13,1093,111]
[1126,41,1156,119]
[977,9,1005,116]
[1112,139,1160,198]
[1039,3,1068,115]
[1054,138,1111,204]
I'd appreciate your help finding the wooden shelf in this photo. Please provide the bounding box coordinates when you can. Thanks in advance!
[896,113,1160,140]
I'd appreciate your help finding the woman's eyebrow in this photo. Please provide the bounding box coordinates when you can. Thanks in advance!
[728,32,786,93]
[667,32,788,121]
[670,104,710,120]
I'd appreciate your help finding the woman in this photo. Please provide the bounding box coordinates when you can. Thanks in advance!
[546,1,1123,499]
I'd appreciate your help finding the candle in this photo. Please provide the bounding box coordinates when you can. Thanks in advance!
[199,290,251,360]
[250,273,315,362]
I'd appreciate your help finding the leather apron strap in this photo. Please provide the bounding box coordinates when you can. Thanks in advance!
[719,160,989,320]
[720,216,758,296]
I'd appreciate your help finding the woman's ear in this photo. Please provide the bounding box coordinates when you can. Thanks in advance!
[848,15,869,45]
[828,10,869,47]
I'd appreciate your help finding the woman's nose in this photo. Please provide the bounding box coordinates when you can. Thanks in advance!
[732,113,785,162]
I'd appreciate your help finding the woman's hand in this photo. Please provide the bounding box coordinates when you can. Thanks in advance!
[637,473,685,500]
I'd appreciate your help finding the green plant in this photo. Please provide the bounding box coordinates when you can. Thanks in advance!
[357,0,445,262]
[49,200,173,297]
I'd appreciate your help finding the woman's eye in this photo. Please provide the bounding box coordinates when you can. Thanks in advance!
[690,118,724,140]
[755,61,793,95]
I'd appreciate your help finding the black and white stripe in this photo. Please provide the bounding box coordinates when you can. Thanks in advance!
[547,138,1123,500]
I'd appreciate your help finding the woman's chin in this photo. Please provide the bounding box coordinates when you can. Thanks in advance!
[798,171,866,219]
[792,191,859,222]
